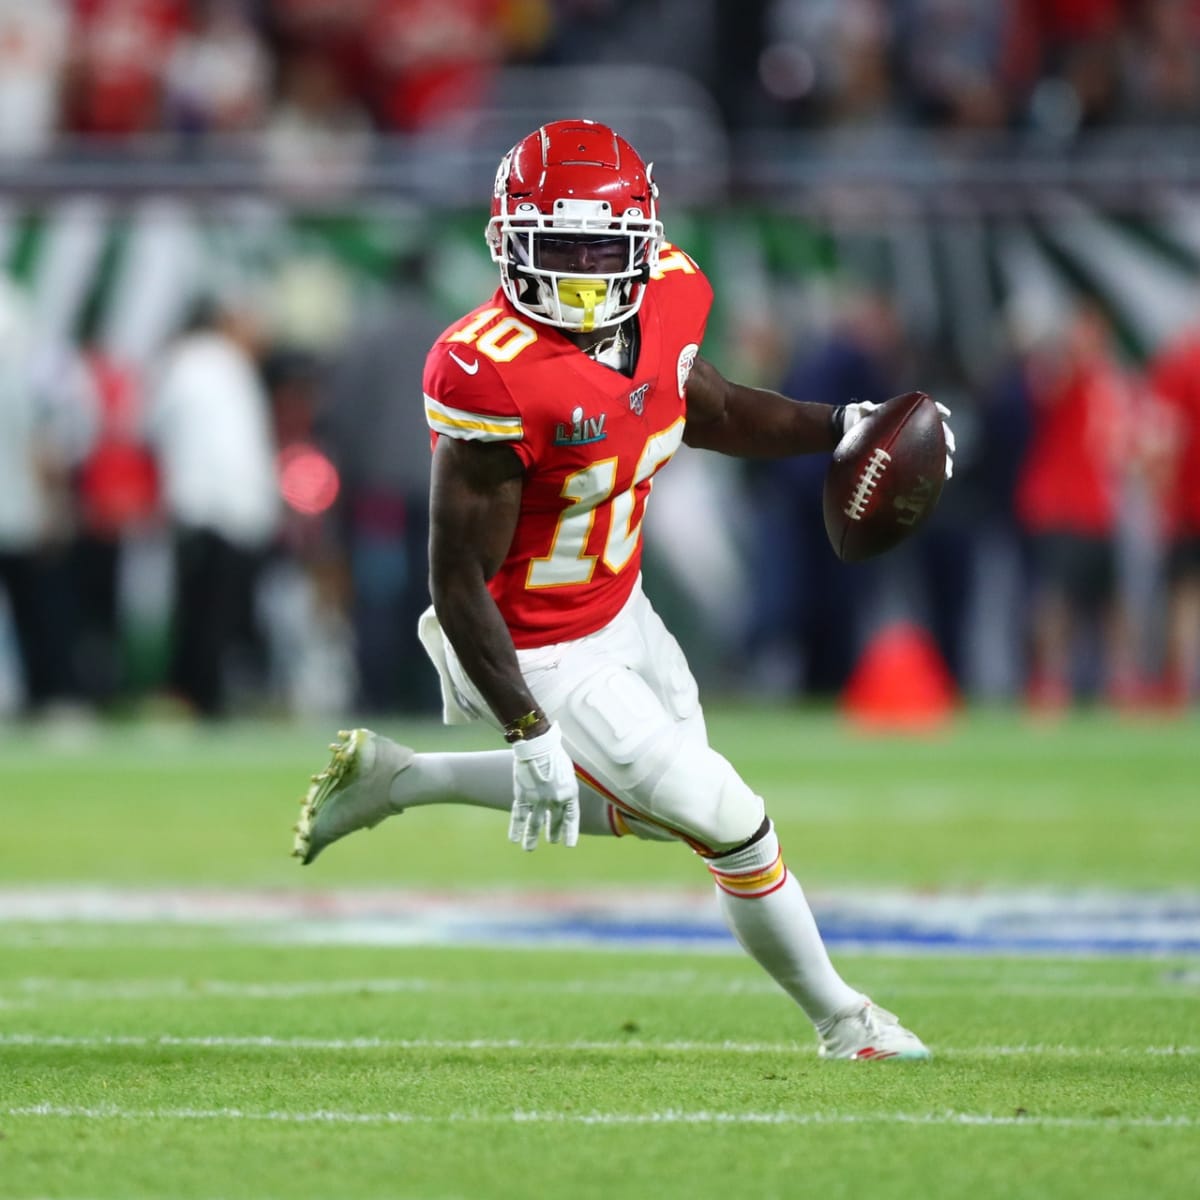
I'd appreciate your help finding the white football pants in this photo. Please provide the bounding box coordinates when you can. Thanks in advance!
[419,579,765,853]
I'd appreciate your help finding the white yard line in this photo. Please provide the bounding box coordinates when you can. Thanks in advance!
[0,975,1193,1007]
[1,1032,1195,1057]
[2,1103,1195,1130]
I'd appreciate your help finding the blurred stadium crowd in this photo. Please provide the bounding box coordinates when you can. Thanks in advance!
[1,0,1199,722]
[2,0,1200,152]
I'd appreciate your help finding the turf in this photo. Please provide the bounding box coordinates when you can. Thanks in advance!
[4,706,1198,888]
[1,707,1198,1199]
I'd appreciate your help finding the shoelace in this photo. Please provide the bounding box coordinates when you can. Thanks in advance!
[862,1004,901,1034]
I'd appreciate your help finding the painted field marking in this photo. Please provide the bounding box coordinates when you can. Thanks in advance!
[1,1032,1196,1058]
[3,1104,1195,1130]
[2,886,1199,957]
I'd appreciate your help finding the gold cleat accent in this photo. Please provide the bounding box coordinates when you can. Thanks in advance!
[290,729,413,866]
[293,729,362,865]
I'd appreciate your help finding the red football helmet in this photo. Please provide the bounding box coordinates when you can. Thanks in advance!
[486,119,664,333]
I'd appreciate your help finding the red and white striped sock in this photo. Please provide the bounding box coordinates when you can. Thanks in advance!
[708,821,861,1025]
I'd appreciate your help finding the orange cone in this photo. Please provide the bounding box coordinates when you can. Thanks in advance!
[841,621,957,731]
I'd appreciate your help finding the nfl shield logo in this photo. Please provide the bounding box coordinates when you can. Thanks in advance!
[628,383,649,415]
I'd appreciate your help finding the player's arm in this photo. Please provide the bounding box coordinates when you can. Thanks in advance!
[428,436,550,737]
[429,435,580,851]
[682,356,844,457]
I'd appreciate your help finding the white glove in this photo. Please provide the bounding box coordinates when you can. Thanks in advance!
[839,399,879,435]
[509,723,580,851]
[840,399,956,481]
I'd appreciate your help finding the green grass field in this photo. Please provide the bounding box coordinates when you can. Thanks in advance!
[1,707,1198,1199]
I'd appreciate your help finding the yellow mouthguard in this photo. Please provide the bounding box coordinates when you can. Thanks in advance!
[556,279,608,332]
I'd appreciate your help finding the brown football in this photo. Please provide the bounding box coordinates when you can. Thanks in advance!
[823,391,946,563]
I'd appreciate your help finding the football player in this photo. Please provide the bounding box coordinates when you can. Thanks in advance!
[294,119,954,1060]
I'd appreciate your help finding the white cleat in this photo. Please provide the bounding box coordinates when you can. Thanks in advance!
[817,999,932,1061]
[292,729,415,865]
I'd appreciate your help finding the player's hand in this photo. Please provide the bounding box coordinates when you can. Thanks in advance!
[509,723,580,851]
[838,399,879,438]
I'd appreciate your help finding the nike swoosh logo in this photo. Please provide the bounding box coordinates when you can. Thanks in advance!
[448,350,480,375]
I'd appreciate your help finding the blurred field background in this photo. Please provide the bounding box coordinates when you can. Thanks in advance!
[3,3,1200,1198]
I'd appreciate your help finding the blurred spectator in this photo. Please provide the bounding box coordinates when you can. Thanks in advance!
[0,279,77,713]
[0,0,70,159]
[263,0,370,78]
[41,317,159,708]
[746,0,898,130]
[967,323,1037,698]
[259,347,357,715]
[65,0,188,138]
[808,0,897,128]
[1014,305,1138,708]
[743,286,907,694]
[315,251,446,713]
[163,0,269,138]
[899,356,978,685]
[1146,322,1200,706]
[1016,0,1126,134]
[895,0,1020,129]
[145,298,281,717]
[1121,0,1200,126]
[496,0,556,63]
[362,0,505,133]
[75,358,157,705]
[264,49,371,198]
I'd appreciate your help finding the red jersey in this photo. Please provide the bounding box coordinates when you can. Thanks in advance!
[1015,359,1127,536]
[423,245,712,648]
[1148,332,1200,538]
[69,0,187,136]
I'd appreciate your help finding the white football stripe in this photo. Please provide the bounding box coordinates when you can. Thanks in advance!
[2,1103,1194,1130]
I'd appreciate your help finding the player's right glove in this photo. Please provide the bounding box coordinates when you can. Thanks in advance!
[509,722,580,851]
[835,399,880,436]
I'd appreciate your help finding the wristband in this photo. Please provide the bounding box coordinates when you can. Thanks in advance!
[830,405,847,442]
[503,709,545,744]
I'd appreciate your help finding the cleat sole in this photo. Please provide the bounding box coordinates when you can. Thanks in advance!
[292,730,365,866]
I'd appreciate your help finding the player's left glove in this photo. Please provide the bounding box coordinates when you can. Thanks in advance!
[936,404,956,480]
[509,722,580,851]
[836,400,956,480]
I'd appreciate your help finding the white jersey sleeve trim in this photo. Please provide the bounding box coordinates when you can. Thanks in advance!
[424,393,524,442]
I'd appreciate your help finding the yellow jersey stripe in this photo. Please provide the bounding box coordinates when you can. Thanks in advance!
[424,394,524,442]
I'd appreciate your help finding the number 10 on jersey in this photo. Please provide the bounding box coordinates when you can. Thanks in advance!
[527,418,685,589]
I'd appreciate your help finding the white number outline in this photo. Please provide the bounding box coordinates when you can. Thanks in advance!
[447,310,538,363]
[527,459,618,589]
[526,418,685,589]
[651,243,698,279]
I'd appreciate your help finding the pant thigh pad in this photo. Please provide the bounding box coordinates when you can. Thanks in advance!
[559,667,763,849]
